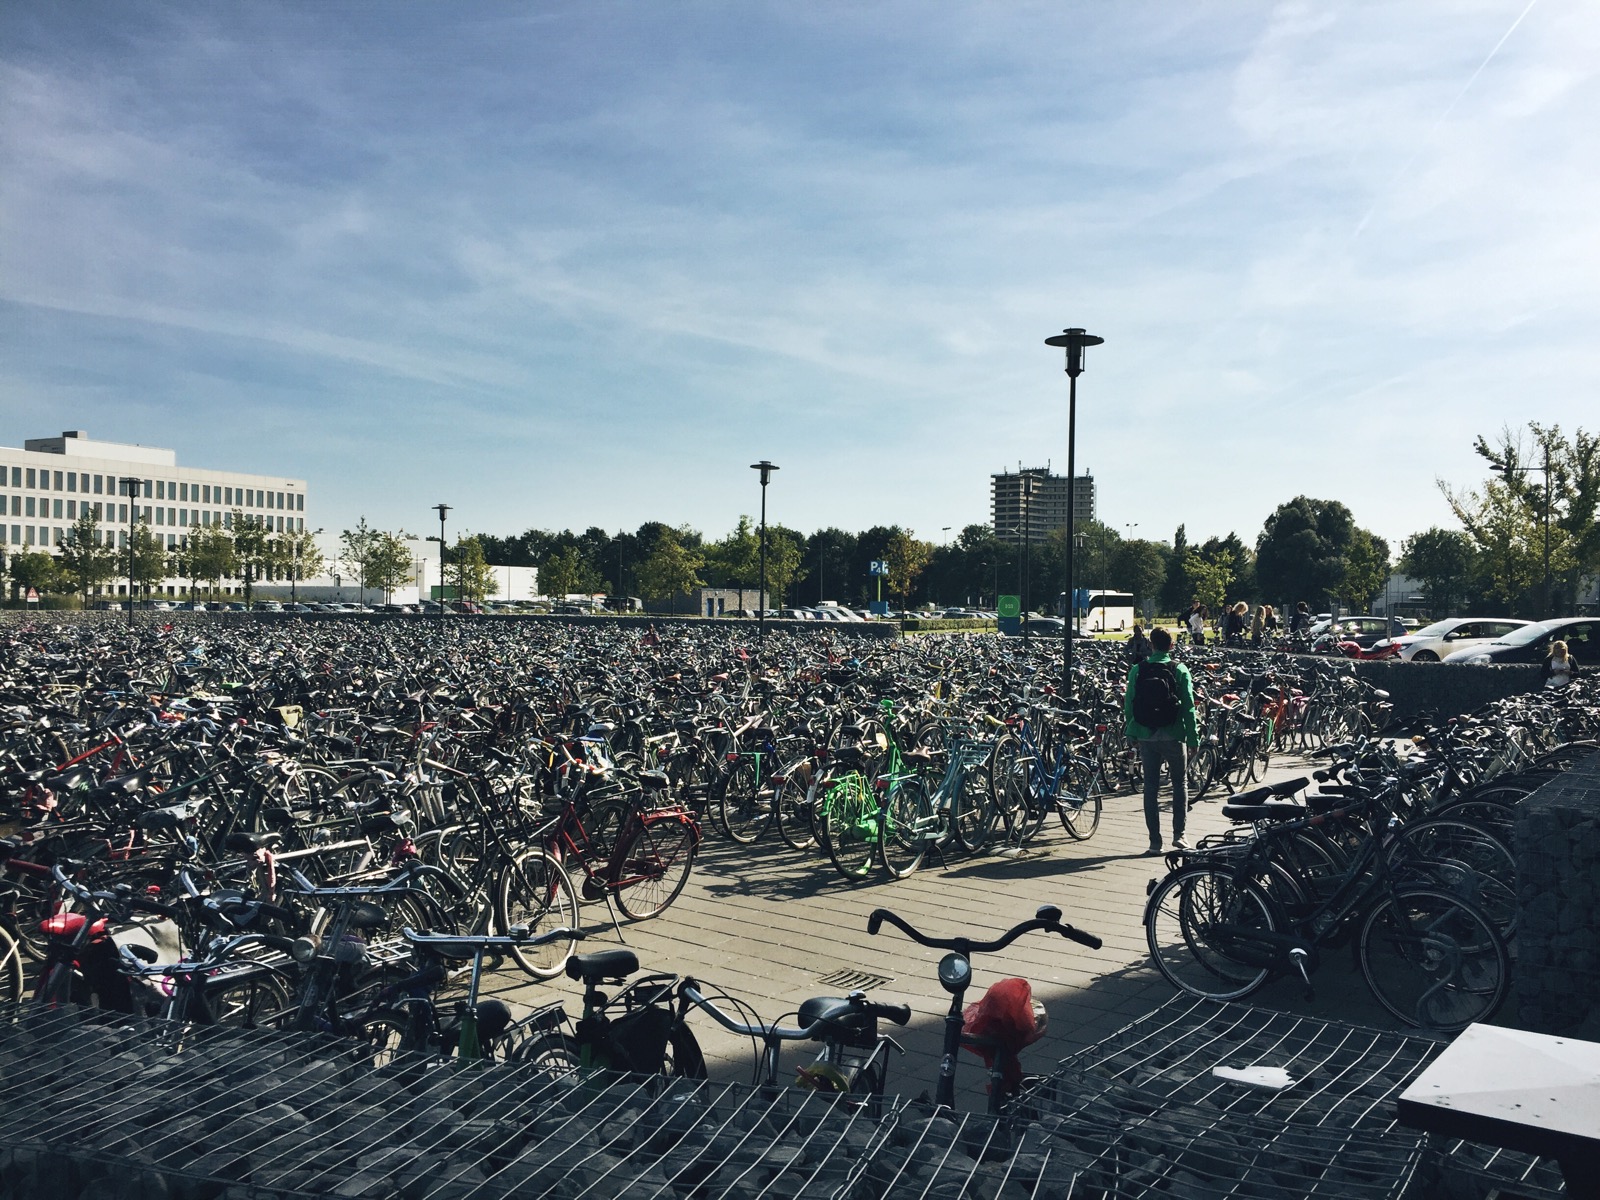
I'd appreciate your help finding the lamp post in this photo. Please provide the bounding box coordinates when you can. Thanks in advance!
[1045,326,1105,700]
[1496,448,1554,618]
[432,504,451,620]
[120,476,140,628]
[749,461,778,637]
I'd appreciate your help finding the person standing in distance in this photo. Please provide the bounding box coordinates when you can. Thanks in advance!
[1124,626,1200,854]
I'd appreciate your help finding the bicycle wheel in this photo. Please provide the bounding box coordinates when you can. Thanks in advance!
[493,848,581,978]
[613,818,697,920]
[989,735,1044,847]
[1385,818,1517,939]
[821,776,877,882]
[355,1009,421,1068]
[508,1029,582,1079]
[1186,741,1217,802]
[1057,761,1103,841]
[204,968,295,1029]
[952,763,997,854]
[1144,867,1280,1001]
[717,756,772,845]
[1357,888,1509,1032]
[774,767,818,852]
[0,927,24,1004]
[881,777,928,880]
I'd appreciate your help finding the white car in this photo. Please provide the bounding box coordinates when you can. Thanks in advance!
[1376,617,1531,662]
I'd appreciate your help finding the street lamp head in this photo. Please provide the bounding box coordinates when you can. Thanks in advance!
[433,503,451,521]
[1044,327,1105,378]
[749,460,779,485]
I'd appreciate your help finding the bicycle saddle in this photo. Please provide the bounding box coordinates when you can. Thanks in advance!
[1221,801,1308,823]
[638,771,671,791]
[831,745,864,768]
[222,830,283,853]
[566,948,639,984]
[798,996,875,1044]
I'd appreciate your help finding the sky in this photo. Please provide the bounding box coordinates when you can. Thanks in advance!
[3,1,1597,557]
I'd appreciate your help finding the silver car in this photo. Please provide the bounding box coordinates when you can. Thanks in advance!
[1377,617,1532,662]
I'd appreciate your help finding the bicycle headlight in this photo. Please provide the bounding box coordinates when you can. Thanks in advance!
[290,935,320,964]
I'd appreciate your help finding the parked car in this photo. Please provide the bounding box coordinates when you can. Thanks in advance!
[552,603,585,615]
[1375,617,1532,662]
[1442,617,1600,665]
[1020,615,1067,636]
[252,601,283,613]
[175,600,208,611]
[1308,616,1391,651]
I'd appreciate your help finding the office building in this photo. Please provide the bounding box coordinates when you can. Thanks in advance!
[991,466,1096,543]
[2,429,309,596]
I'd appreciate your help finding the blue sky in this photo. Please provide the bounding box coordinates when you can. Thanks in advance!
[3,1,1596,555]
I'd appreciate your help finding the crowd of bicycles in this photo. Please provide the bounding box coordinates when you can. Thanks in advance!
[0,613,1595,1091]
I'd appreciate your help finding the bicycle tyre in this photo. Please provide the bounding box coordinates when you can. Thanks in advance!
[613,818,697,920]
[1186,741,1217,802]
[880,776,928,879]
[1057,763,1103,841]
[203,968,295,1029]
[509,1029,582,1078]
[493,848,581,978]
[952,763,997,854]
[1356,888,1509,1032]
[821,775,876,882]
[1144,867,1280,1002]
[989,734,1044,846]
[1383,819,1518,940]
[774,767,818,852]
[717,756,772,845]
[0,926,23,1004]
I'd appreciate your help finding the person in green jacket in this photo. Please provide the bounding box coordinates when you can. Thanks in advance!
[1123,626,1201,854]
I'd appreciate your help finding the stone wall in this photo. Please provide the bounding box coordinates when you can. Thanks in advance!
[1513,751,1600,1037]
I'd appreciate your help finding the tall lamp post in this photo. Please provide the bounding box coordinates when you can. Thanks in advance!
[433,503,451,621]
[1045,327,1105,700]
[120,476,140,629]
[749,461,778,637]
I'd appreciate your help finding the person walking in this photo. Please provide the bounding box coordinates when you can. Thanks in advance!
[1224,601,1248,648]
[1124,626,1200,854]
[1127,620,1152,664]
[1288,602,1312,636]
[1187,603,1207,647]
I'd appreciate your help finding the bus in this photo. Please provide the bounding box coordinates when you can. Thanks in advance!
[1060,589,1136,633]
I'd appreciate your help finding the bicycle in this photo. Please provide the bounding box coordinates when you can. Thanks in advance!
[1143,790,1511,1032]
[988,702,1104,844]
[867,905,1102,1114]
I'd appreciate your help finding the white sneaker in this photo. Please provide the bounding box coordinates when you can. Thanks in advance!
[1173,836,1192,850]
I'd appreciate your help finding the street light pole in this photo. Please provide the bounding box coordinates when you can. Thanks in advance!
[1045,327,1105,701]
[749,461,778,637]
[120,476,140,628]
[1496,444,1555,618]
[433,504,451,621]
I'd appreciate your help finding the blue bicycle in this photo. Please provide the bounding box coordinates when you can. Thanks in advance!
[987,703,1104,843]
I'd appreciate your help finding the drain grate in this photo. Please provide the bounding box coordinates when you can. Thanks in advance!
[816,968,894,990]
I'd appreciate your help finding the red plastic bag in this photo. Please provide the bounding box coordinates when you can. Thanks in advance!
[962,977,1047,1092]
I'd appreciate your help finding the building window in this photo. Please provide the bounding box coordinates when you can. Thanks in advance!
[66,473,76,493]
[24,497,34,518]
[156,481,164,500]
[200,485,209,503]
[52,471,61,490]
[93,475,102,494]
[26,469,35,488]
[10,467,19,486]
[52,499,62,519]
[67,500,76,519]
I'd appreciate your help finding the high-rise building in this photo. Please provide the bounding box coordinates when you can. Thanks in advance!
[2,429,309,596]
[990,466,1095,542]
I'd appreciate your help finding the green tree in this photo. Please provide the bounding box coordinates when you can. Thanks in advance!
[1255,497,1356,610]
[706,516,761,608]
[57,509,118,607]
[764,525,809,609]
[454,535,498,603]
[1186,553,1232,615]
[1339,528,1390,611]
[1114,540,1169,614]
[233,512,276,607]
[637,528,704,614]
[1161,524,1191,614]
[1441,476,1549,615]
[541,545,585,600]
[338,518,381,606]
[131,521,167,604]
[8,550,59,601]
[1399,528,1476,617]
[884,529,933,611]
[273,528,325,598]
[368,532,416,604]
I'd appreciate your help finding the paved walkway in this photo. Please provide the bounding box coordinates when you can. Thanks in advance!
[484,754,1448,1111]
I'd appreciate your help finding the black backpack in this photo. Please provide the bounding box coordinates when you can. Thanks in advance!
[1131,659,1181,729]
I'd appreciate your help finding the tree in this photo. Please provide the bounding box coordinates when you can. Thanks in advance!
[1114,540,1168,614]
[1255,497,1357,610]
[233,512,275,607]
[637,528,703,614]
[453,535,498,603]
[273,528,325,597]
[884,529,933,611]
[1161,524,1191,614]
[706,517,761,608]
[8,550,59,601]
[131,521,167,603]
[339,518,381,606]
[764,525,809,608]
[1186,553,1232,615]
[57,509,118,607]
[804,528,860,605]
[368,532,416,604]
[1399,528,1476,617]
[541,546,583,600]
[1339,528,1390,611]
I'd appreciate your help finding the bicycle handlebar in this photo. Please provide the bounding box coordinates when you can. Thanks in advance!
[868,905,1102,953]
[680,979,911,1040]
[50,862,181,920]
[402,926,584,952]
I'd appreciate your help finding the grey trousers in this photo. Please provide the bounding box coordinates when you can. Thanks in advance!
[1139,738,1188,844]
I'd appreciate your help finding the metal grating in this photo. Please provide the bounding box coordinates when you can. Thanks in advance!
[1049,995,1566,1200]
[815,969,894,991]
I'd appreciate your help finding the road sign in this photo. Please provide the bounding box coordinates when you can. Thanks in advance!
[25,588,39,605]
[869,560,889,577]
[997,594,1020,618]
